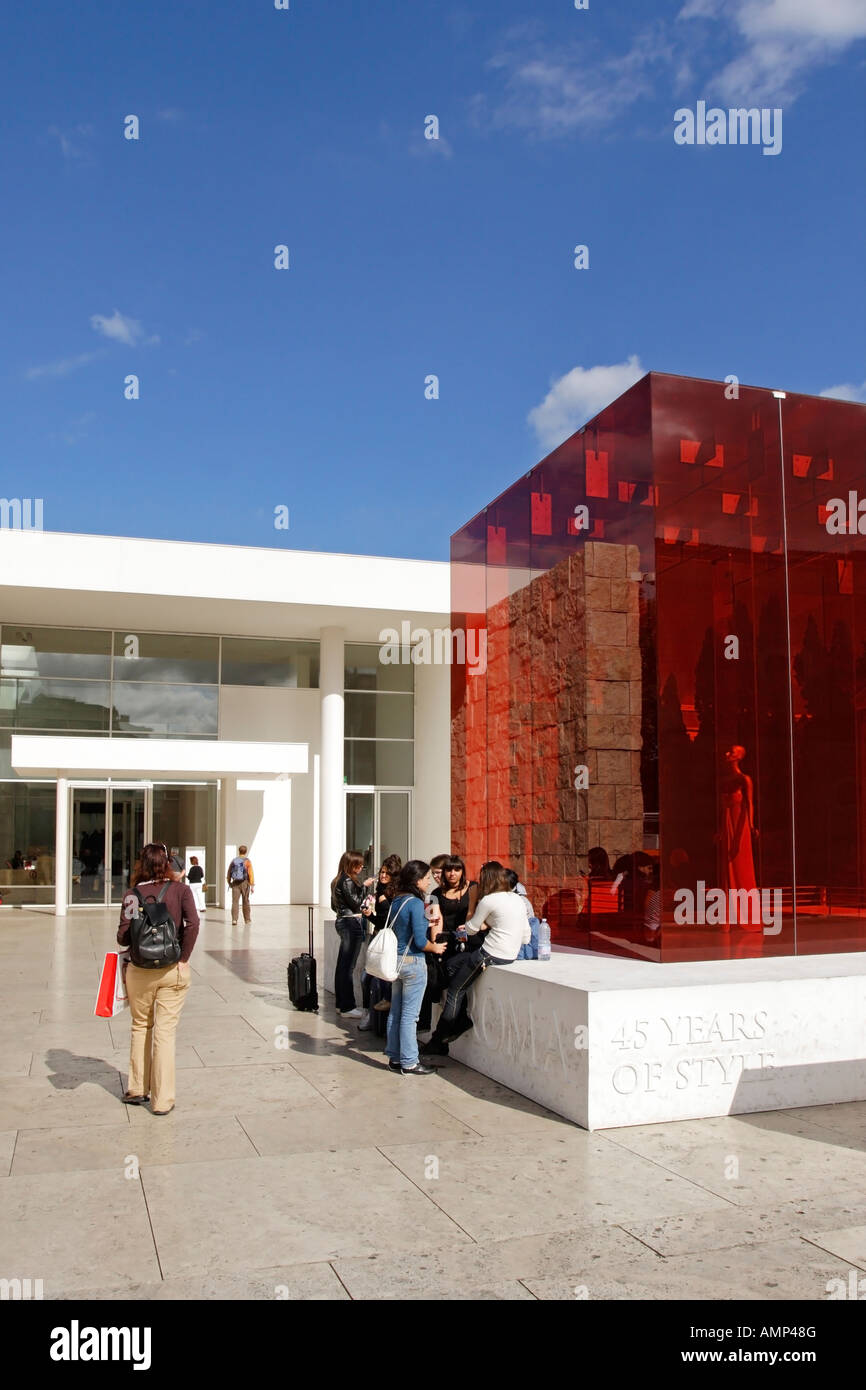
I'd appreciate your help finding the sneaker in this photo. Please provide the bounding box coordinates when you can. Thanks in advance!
[357,1010,372,1030]
[401,1063,436,1076]
[339,1007,364,1019]
[387,1060,403,1072]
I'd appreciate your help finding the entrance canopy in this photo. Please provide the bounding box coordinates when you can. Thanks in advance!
[11,735,308,780]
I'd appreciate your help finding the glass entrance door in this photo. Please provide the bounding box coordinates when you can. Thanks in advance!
[70,785,148,905]
[70,790,106,905]
[344,789,412,877]
[110,788,146,902]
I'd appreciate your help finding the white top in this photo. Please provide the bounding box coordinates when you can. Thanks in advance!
[466,892,530,960]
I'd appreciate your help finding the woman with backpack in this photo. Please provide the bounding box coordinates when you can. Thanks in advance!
[117,842,200,1115]
[384,860,447,1075]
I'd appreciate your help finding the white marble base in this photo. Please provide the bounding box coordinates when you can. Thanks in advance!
[444,950,866,1130]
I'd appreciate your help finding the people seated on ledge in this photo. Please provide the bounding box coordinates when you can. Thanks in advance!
[424,861,530,1058]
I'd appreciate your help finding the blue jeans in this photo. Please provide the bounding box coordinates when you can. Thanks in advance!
[385,953,428,1068]
[334,918,364,1012]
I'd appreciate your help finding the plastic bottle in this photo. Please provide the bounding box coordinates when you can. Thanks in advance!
[538,918,551,961]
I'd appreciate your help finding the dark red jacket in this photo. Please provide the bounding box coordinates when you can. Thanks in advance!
[117,879,200,963]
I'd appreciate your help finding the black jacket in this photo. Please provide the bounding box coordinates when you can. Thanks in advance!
[333,873,366,919]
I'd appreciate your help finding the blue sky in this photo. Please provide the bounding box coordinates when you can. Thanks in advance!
[1,0,864,561]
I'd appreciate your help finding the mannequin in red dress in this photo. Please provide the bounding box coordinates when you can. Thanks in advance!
[719,745,761,930]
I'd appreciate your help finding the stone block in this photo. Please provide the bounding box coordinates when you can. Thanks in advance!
[584,576,611,609]
[610,579,639,613]
[587,646,641,682]
[615,785,645,820]
[595,749,633,785]
[584,542,627,578]
[587,610,627,648]
[587,785,617,819]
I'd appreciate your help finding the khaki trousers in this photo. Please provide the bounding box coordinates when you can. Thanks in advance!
[231,881,251,924]
[126,961,191,1110]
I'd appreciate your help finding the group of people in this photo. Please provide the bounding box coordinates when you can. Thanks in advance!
[331,851,535,1074]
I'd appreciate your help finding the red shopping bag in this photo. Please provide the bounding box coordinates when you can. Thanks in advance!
[94,951,129,1018]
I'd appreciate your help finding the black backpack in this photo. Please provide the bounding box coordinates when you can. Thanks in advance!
[128,883,182,969]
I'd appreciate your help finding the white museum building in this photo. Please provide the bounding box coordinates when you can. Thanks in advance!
[0,528,451,915]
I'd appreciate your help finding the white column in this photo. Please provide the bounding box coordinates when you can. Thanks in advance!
[54,777,69,917]
[318,626,345,908]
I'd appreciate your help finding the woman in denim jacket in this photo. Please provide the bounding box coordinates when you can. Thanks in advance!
[384,860,446,1075]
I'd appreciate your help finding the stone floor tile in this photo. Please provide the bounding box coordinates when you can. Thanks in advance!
[0,1168,160,1293]
[0,1073,129,1131]
[11,1113,259,1175]
[801,1224,866,1270]
[124,1064,323,1122]
[380,1131,731,1242]
[141,1149,469,1274]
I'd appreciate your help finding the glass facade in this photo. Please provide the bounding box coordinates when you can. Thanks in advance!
[0,626,319,905]
[451,373,866,962]
[343,643,414,786]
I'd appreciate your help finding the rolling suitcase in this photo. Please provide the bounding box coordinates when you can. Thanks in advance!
[288,905,318,1012]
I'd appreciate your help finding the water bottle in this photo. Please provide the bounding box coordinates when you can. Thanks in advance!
[538,919,551,961]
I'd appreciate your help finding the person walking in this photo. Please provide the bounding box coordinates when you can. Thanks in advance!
[331,851,375,1019]
[384,860,446,1075]
[117,842,199,1115]
[227,845,254,926]
[187,856,206,914]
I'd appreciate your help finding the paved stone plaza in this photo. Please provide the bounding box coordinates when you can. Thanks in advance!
[1,905,865,1301]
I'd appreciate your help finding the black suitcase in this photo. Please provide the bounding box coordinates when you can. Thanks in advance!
[288,906,318,1012]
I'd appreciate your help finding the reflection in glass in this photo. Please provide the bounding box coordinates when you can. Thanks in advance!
[451,373,866,962]
[346,792,375,881]
[111,683,218,737]
[0,782,56,905]
[220,638,319,687]
[344,692,414,739]
[113,633,219,684]
[344,740,413,785]
[345,644,414,693]
[0,678,111,730]
[1,626,111,679]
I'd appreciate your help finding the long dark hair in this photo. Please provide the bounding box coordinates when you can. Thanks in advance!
[131,843,170,887]
[478,862,510,897]
[331,849,365,898]
[440,854,467,892]
[378,853,402,902]
[395,859,430,901]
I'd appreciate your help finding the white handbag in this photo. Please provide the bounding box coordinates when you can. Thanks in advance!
[365,899,411,982]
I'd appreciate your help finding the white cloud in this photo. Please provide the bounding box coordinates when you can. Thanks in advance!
[47,123,94,161]
[528,356,646,452]
[476,26,674,137]
[820,379,866,402]
[679,0,866,103]
[90,310,144,346]
[24,351,101,380]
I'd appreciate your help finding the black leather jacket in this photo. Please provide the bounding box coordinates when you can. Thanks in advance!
[333,873,366,919]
